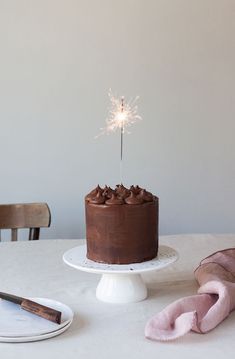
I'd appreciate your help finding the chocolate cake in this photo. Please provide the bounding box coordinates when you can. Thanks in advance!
[85,185,159,264]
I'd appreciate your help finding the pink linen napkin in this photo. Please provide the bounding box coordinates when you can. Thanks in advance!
[145,248,235,341]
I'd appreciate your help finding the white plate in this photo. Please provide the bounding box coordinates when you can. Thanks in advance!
[0,298,73,337]
[0,320,73,343]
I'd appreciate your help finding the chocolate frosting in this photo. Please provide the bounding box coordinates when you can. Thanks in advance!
[89,189,106,204]
[137,189,153,202]
[125,191,143,205]
[103,185,114,199]
[105,193,124,205]
[85,184,156,205]
[85,185,102,201]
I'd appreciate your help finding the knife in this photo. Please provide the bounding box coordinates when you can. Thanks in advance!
[0,292,62,324]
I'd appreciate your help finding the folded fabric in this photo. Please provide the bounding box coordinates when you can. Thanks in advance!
[145,248,235,341]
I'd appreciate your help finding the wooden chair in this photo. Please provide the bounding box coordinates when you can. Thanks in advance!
[0,203,51,241]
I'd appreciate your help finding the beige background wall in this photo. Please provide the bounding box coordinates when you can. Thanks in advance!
[0,0,235,239]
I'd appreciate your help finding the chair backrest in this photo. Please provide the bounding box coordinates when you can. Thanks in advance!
[0,203,51,241]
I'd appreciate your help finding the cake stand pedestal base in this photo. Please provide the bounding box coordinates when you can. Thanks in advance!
[63,244,178,304]
[63,245,178,303]
[96,273,147,303]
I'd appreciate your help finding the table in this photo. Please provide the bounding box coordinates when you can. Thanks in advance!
[0,234,235,358]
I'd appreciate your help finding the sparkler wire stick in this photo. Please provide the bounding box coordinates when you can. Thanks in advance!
[120,126,123,184]
[96,91,141,184]
[120,98,124,184]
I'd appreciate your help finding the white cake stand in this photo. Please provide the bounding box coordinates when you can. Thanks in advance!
[63,245,178,304]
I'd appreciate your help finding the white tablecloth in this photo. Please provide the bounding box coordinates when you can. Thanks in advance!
[1,234,235,358]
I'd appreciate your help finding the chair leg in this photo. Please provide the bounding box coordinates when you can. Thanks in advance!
[29,228,40,240]
[11,229,18,241]
[29,228,33,240]
[32,228,40,240]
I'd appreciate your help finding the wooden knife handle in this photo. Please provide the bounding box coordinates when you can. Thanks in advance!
[21,299,62,324]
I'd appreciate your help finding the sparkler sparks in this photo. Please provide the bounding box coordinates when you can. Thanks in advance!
[97,91,142,136]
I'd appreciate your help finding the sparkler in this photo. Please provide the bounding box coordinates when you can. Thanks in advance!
[97,90,141,183]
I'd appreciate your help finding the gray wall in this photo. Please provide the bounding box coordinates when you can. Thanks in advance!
[0,0,235,239]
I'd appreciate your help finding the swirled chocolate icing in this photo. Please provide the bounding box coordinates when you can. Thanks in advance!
[85,184,159,264]
[85,184,156,205]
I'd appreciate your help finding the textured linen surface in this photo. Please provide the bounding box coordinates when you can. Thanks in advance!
[145,248,235,341]
[1,235,235,359]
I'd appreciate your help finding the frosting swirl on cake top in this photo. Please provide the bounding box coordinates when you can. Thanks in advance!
[85,185,156,205]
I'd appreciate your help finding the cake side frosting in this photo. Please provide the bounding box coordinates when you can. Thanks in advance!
[85,185,159,264]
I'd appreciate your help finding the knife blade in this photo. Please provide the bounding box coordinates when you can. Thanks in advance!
[0,292,61,324]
